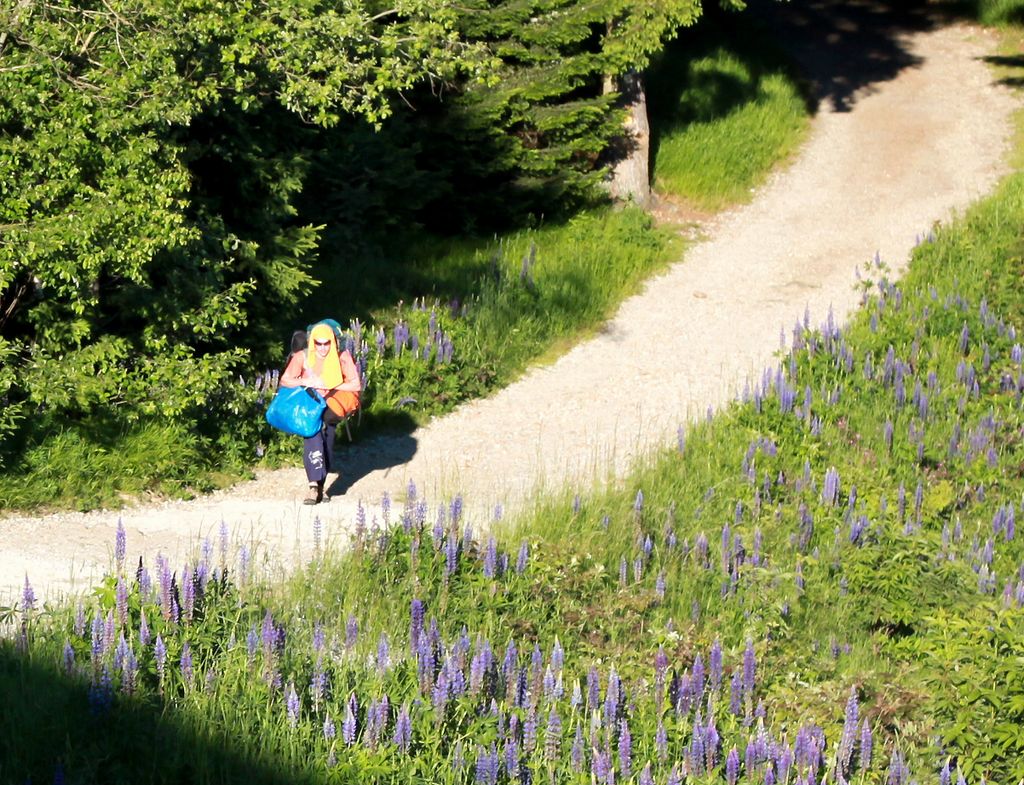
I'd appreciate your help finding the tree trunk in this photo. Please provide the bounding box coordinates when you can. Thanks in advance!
[603,70,651,209]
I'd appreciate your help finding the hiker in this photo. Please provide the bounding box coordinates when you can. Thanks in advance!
[280,323,362,504]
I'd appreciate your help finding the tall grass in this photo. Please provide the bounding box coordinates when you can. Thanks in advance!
[0,418,217,511]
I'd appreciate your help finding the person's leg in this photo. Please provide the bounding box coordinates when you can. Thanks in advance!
[324,420,337,473]
[302,428,328,504]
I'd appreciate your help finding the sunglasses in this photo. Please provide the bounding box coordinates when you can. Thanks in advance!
[313,340,331,347]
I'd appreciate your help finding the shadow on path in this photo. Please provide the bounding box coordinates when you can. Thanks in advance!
[327,422,418,498]
[748,0,959,113]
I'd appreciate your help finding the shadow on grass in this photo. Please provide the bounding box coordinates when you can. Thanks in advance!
[983,53,1024,87]
[0,646,307,785]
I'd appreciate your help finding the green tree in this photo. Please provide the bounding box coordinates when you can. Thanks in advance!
[433,0,742,212]
[0,0,489,448]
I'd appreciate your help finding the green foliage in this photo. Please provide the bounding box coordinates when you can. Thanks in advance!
[904,609,1024,779]
[0,0,487,439]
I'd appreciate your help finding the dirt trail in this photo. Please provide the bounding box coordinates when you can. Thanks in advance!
[1,1,1018,605]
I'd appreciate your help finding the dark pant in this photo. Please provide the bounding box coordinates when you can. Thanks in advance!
[303,410,340,484]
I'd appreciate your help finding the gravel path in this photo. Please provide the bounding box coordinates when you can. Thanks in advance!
[1,1,1018,605]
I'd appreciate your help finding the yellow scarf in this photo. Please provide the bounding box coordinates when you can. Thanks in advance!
[307,324,344,389]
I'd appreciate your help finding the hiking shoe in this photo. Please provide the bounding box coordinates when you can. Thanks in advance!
[303,483,323,505]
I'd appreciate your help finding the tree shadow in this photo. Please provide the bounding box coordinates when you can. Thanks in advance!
[327,413,419,497]
[0,646,309,784]
[745,0,943,114]
[983,53,1024,88]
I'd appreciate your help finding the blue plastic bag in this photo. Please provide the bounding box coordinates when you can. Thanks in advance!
[265,385,326,438]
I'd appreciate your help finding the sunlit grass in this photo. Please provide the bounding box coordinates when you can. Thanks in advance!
[648,19,810,211]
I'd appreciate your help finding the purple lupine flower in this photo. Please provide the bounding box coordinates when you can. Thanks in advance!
[445,529,459,577]
[604,667,620,726]
[726,746,740,785]
[544,707,562,760]
[345,614,358,648]
[516,541,529,574]
[431,668,450,712]
[689,710,706,774]
[743,638,756,696]
[156,554,173,621]
[469,651,487,696]
[135,606,150,650]
[710,639,723,690]
[88,665,114,715]
[704,715,720,771]
[114,520,127,572]
[633,489,644,516]
[74,601,86,637]
[474,744,499,785]
[409,599,425,654]
[695,532,710,566]
[390,702,411,753]
[323,713,336,742]
[654,646,668,682]
[859,720,873,769]
[63,640,75,675]
[483,536,497,578]
[286,682,300,727]
[566,679,581,711]
[839,687,859,774]
[730,670,743,715]
[310,664,327,705]
[115,576,128,628]
[103,610,116,654]
[113,632,129,672]
[587,666,600,708]
[377,633,391,671]
[822,467,840,505]
[90,611,104,663]
[550,637,564,673]
[693,653,706,698]
[523,707,538,753]
[940,760,951,785]
[618,718,632,779]
[571,725,585,772]
[542,665,556,700]
[656,571,666,599]
[886,750,909,785]
[153,633,167,684]
[343,694,358,745]
[21,574,35,615]
[592,747,611,783]
[656,722,668,762]
[619,556,628,586]
[180,641,193,687]
[237,544,250,587]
